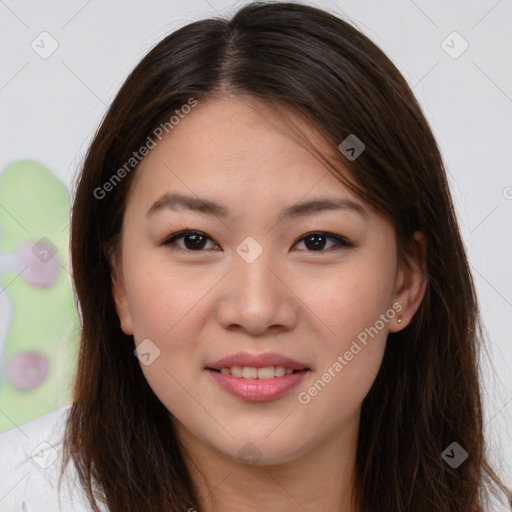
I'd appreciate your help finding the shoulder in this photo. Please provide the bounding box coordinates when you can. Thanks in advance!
[0,405,101,512]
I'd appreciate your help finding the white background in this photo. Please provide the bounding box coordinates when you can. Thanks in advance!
[1,0,511,489]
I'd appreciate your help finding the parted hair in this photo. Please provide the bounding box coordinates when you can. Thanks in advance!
[61,2,512,511]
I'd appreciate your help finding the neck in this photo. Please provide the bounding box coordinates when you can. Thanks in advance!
[174,413,360,512]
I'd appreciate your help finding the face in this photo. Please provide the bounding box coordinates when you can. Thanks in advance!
[110,95,426,467]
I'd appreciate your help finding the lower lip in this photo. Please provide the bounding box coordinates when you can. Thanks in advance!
[205,369,309,402]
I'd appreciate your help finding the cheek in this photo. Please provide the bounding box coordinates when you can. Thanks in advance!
[302,253,396,343]
[295,253,394,405]
[122,245,206,339]
[121,249,211,390]
[124,265,205,415]
[295,269,391,432]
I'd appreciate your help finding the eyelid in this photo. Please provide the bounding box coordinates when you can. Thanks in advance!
[158,229,221,250]
[292,231,353,248]
[159,229,353,252]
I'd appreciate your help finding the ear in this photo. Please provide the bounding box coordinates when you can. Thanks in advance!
[108,245,134,335]
[389,231,428,332]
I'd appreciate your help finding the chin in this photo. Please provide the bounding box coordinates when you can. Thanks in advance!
[207,431,311,467]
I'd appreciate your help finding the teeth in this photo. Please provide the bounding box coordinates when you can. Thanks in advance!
[256,367,275,379]
[242,366,258,379]
[275,366,286,377]
[231,366,243,378]
[218,366,299,379]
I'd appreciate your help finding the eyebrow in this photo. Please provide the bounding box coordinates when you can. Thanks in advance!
[146,192,369,221]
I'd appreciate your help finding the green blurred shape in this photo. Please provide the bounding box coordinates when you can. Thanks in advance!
[0,160,79,432]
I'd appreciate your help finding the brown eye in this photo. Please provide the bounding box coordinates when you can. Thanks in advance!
[160,230,352,253]
[294,232,352,252]
[160,230,220,251]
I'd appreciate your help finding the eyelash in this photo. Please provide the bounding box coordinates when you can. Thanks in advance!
[158,229,353,253]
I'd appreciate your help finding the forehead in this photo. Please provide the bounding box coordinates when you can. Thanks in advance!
[128,95,371,219]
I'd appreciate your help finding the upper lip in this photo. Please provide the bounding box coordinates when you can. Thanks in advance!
[205,351,311,371]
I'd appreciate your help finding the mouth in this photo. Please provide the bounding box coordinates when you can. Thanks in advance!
[204,366,311,402]
[203,351,312,401]
[205,351,312,374]
[206,366,310,379]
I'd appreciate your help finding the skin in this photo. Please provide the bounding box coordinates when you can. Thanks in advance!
[110,95,427,512]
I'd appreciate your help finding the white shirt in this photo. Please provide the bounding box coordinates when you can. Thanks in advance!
[3,406,511,512]
[0,405,105,512]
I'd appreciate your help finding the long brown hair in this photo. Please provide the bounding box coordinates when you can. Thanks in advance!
[61,2,512,511]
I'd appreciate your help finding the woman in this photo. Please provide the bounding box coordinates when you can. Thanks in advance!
[1,2,510,511]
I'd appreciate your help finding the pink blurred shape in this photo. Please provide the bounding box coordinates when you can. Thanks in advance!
[7,351,50,391]
[17,240,60,288]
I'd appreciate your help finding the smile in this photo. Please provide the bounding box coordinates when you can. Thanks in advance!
[211,365,300,379]
[205,367,310,402]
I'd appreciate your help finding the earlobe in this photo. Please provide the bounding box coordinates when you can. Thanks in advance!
[108,245,134,335]
[389,231,428,332]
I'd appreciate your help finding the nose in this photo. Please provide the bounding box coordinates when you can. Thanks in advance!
[215,247,299,336]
